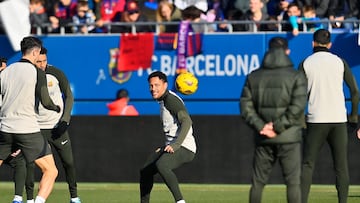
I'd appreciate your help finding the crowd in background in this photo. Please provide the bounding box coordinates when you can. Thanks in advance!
[0,0,360,34]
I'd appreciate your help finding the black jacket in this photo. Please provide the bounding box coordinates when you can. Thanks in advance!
[240,48,307,145]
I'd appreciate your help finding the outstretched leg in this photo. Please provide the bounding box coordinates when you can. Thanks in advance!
[155,147,194,202]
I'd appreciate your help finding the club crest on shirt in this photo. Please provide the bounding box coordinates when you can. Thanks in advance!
[108,48,131,84]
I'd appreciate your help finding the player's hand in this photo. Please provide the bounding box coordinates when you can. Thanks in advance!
[164,145,174,153]
[52,121,69,139]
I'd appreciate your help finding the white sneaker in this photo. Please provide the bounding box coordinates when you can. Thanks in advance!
[176,200,186,203]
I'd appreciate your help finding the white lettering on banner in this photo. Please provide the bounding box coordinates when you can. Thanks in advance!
[138,54,260,77]
[160,55,177,76]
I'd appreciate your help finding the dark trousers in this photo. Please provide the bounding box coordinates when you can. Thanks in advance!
[250,142,301,203]
[140,147,195,203]
[301,123,349,203]
[6,154,27,197]
[13,129,78,200]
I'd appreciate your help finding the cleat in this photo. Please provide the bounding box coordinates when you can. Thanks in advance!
[70,197,81,203]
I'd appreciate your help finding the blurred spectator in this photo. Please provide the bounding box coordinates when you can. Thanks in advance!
[328,0,359,31]
[300,0,330,19]
[72,0,96,33]
[233,0,268,15]
[114,0,154,33]
[201,0,230,32]
[289,6,323,36]
[181,5,211,33]
[234,0,251,14]
[299,5,323,31]
[30,0,49,34]
[92,0,102,20]
[142,0,159,21]
[266,0,297,32]
[226,8,244,31]
[267,0,293,21]
[49,0,78,33]
[44,0,59,16]
[87,0,96,11]
[156,0,182,33]
[107,88,139,116]
[286,3,303,35]
[174,0,208,12]
[95,0,125,33]
[236,0,273,31]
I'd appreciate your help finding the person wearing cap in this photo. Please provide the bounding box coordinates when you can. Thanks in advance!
[299,29,359,203]
[240,37,307,203]
[114,0,154,33]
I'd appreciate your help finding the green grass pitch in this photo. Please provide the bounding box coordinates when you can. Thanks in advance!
[0,182,359,202]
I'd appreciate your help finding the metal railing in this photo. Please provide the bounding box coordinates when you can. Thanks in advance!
[3,19,359,35]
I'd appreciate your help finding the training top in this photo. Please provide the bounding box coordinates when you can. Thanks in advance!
[158,90,196,153]
[37,65,74,129]
[0,59,59,133]
[299,47,359,123]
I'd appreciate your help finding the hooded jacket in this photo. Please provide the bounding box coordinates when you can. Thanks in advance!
[240,48,307,145]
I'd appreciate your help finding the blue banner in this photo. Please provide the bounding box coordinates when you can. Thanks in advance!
[1,32,359,115]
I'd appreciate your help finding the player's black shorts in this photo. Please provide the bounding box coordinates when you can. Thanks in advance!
[0,131,52,163]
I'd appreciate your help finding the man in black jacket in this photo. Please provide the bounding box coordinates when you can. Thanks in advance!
[240,37,307,203]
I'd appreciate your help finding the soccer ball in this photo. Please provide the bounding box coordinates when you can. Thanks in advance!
[175,72,198,95]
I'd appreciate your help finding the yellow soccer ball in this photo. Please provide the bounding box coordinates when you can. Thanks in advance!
[175,72,198,95]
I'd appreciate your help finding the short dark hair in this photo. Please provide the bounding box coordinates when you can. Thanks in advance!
[116,89,129,99]
[0,57,7,64]
[181,6,202,20]
[269,37,288,50]
[40,47,48,55]
[20,36,42,55]
[313,29,331,45]
[148,71,168,83]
